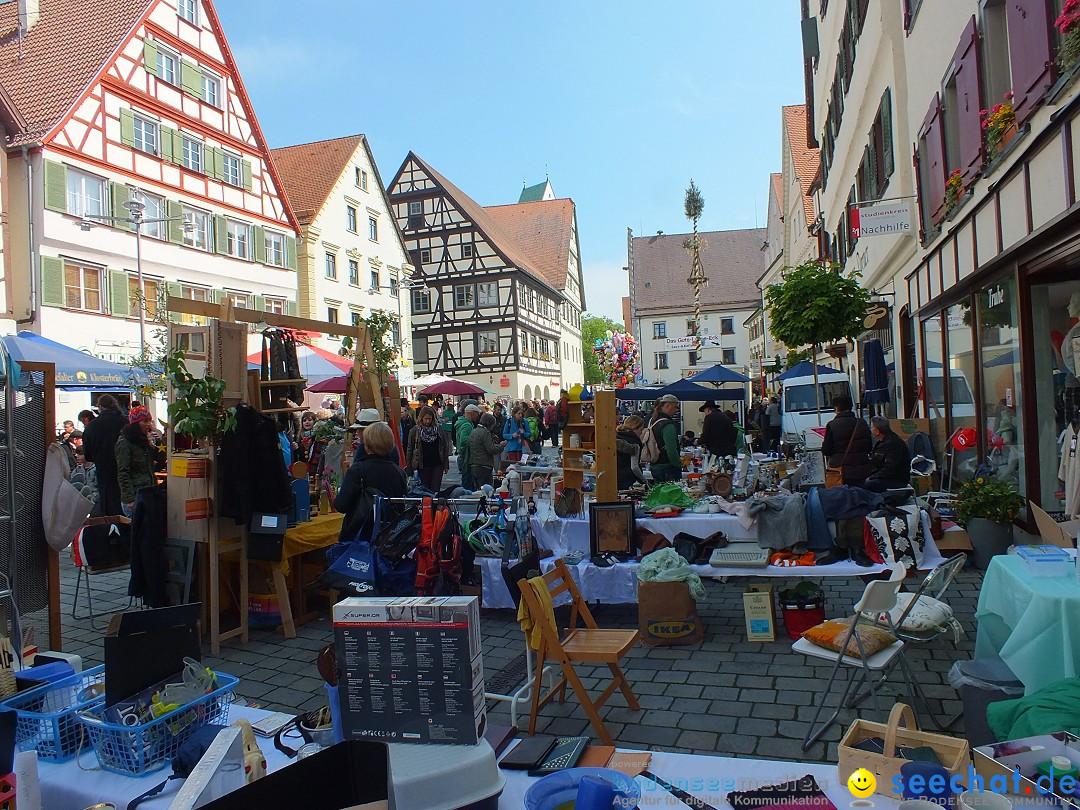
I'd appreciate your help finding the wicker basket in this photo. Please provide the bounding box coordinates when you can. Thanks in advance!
[837,703,970,797]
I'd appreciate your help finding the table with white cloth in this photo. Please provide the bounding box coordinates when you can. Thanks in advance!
[477,508,946,609]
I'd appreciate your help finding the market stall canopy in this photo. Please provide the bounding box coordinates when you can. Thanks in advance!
[245,341,353,386]
[615,379,745,401]
[687,364,751,384]
[1,332,151,390]
[776,361,842,381]
[421,379,489,396]
[306,375,349,394]
[410,373,455,389]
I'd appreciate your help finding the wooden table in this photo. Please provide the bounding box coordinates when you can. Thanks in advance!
[267,512,343,638]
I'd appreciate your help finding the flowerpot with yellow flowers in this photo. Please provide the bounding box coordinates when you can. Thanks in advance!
[981,93,1017,163]
[945,170,966,218]
[954,476,1022,570]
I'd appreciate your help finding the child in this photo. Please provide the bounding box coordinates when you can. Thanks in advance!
[70,445,99,505]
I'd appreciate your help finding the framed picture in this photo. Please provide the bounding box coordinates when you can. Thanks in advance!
[589,501,635,557]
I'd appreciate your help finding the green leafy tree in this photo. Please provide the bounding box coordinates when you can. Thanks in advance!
[581,313,624,385]
[339,310,400,386]
[785,348,810,370]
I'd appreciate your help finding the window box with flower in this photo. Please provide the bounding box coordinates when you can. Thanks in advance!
[944,170,968,219]
[981,93,1017,163]
[1059,0,1080,71]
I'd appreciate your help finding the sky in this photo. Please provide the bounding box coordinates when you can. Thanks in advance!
[216,1,807,322]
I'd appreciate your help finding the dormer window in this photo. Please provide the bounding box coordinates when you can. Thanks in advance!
[179,0,198,25]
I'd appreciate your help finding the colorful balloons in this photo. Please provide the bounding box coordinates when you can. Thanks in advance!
[592,331,640,388]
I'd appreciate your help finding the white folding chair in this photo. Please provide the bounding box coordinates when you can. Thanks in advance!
[794,565,930,748]
[868,553,967,646]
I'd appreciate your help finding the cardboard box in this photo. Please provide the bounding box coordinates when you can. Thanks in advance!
[938,525,973,552]
[890,418,931,443]
[973,731,1080,808]
[743,583,775,642]
[333,596,485,745]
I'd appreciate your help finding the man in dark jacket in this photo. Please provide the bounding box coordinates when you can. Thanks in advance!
[699,401,737,458]
[863,416,911,491]
[81,394,127,516]
[820,394,873,485]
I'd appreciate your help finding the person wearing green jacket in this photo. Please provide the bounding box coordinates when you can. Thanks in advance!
[455,404,481,489]
[648,394,683,483]
[468,413,506,489]
[115,404,158,516]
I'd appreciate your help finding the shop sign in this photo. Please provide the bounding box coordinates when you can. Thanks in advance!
[665,335,724,350]
[850,201,913,239]
[863,302,891,329]
[499,375,510,388]
[986,284,1006,310]
[549,380,560,387]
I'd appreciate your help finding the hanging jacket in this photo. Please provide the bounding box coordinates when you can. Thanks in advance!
[129,485,167,607]
[219,403,292,525]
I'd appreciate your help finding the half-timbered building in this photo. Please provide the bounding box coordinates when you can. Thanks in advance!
[0,0,300,366]
[388,153,570,401]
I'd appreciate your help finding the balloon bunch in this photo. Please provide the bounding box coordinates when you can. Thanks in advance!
[592,330,641,388]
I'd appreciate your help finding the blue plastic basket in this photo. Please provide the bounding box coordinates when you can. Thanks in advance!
[1,665,105,762]
[77,671,237,775]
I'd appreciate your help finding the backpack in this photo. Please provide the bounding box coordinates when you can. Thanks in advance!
[641,418,669,465]
[415,498,463,596]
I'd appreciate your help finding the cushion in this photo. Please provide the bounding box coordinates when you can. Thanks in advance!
[880,593,954,632]
[802,619,896,657]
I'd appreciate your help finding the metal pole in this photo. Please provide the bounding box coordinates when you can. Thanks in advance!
[134,220,145,360]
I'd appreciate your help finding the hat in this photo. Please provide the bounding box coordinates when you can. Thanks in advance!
[698,400,719,412]
[465,404,481,415]
[350,408,381,429]
[129,404,153,424]
[657,394,679,404]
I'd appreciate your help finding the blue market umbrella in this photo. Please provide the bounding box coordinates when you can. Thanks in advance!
[776,361,840,381]
[1,332,151,390]
[687,364,750,384]
[862,339,890,405]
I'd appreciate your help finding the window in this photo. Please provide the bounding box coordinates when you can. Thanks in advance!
[156,45,179,85]
[351,311,362,327]
[368,216,378,241]
[857,88,895,203]
[346,206,357,233]
[389,276,400,297]
[201,72,220,107]
[721,317,734,335]
[226,220,252,259]
[722,348,736,365]
[478,330,498,354]
[181,284,209,303]
[327,307,339,327]
[178,0,197,25]
[688,350,698,367]
[183,207,209,251]
[182,135,203,173]
[348,259,359,286]
[325,253,337,280]
[370,270,380,290]
[455,284,474,309]
[65,169,106,218]
[520,333,529,355]
[226,291,250,309]
[462,244,474,259]
[411,288,432,313]
[128,275,161,320]
[655,352,669,370]
[360,170,368,191]
[391,320,400,344]
[904,0,923,31]
[221,151,242,187]
[265,297,286,314]
[355,167,362,186]
[408,201,422,216]
[531,335,538,356]
[652,321,667,339]
[420,248,431,264]
[133,115,158,155]
[140,193,165,240]
[62,261,102,311]
[265,230,286,267]
[477,281,498,306]
[686,319,697,336]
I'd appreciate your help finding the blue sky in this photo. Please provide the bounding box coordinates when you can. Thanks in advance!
[216,1,806,321]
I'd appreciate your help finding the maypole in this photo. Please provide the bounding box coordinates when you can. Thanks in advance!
[684,181,706,354]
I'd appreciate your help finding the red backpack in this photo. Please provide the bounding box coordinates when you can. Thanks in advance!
[415,498,463,596]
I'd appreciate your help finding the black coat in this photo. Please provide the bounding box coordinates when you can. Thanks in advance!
[335,454,408,543]
[869,431,911,484]
[82,409,126,516]
[219,404,291,525]
[615,430,644,490]
[821,411,873,484]
[701,409,737,457]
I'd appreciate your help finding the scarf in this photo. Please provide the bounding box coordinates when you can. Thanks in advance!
[418,424,440,443]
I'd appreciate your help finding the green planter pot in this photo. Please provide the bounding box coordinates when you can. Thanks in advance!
[967,517,1012,570]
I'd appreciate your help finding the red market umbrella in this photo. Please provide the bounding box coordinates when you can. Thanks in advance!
[421,380,487,396]
[306,375,349,394]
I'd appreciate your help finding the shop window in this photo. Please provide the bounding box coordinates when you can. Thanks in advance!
[978,276,1022,495]
[947,302,978,484]
[921,314,950,470]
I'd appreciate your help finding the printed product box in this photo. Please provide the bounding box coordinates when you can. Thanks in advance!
[743,583,775,642]
[333,596,485,745]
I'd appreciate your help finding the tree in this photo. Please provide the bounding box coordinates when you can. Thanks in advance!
[765,260,870,424]
[581,313,624,384]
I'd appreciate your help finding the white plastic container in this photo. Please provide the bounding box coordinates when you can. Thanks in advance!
[1015,544,1072,577]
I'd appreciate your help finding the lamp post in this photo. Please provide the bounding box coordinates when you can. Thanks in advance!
[77,192,194,360]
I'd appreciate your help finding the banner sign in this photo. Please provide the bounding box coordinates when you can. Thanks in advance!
[665,335,725,350]
[850,201,913,239]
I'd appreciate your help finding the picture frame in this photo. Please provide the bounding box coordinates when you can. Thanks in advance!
[588,501,635,558]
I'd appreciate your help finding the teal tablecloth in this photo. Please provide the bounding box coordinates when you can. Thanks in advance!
[975,554,1080,695]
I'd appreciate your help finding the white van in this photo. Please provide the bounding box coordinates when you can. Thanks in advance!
[779,369,853,444]
[923,367,976,419]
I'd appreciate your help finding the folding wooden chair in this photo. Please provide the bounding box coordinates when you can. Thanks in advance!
[518,559,640,745]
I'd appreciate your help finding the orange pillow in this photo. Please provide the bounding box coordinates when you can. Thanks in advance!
[802,619,896,657]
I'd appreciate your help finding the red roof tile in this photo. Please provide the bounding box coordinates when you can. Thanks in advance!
[271,136,364,225]
[770,172,784,211]
[782,105,820,227]
[484,199,575,293]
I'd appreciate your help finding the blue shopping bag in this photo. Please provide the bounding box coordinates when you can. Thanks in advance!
[320,540,377,595]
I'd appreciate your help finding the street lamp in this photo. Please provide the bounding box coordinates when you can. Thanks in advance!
[77,191,194,360]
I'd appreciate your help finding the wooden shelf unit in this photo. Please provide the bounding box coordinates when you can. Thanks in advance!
[560,390,617,504]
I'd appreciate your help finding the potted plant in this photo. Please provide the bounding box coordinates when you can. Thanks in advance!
[945,170,965,217]
[953,475,1022,569]
[165,348,238,450]
[1058,0,1080,70]
[981,93,1016,162]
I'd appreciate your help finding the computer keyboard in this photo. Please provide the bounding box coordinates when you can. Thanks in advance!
[709,548,770,568]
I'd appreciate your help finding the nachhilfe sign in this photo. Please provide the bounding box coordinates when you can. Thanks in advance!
[850,201,912,238]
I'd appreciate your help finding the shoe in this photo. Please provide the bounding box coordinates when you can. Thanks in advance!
[851,550,876,567]
[814,548,848,566]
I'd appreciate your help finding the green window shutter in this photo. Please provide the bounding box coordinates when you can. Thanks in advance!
[43,160,67,213]
[210,288,224,305]
[166,199,184,243]
[253,294,266,312]
[285,235,297,270]
[143,39,159,74]
[881,87,894,180]
[286,300,297,316]
[204,146,218,180]
[166,281,182,301]
[242,160,253,192]
[108,269,131,317]
[172,130,184,165]
[119,108,135,147]
[109,182,133,228]
[213,214,228,254]
[40,256,65,307]
[212,148,225,181]
[253,225,266,264]
[181,59,201,96]
[159,125,174,162]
